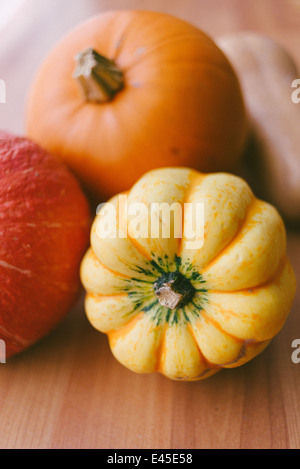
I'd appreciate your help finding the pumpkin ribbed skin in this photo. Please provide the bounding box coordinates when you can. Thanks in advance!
[26,10,247,200]
[80,168,296,381]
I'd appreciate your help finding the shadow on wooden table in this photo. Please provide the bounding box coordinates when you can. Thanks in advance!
[2,281,298,449]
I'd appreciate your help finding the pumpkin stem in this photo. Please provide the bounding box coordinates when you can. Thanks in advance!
[154,272,195,310]
[73,48,124,103]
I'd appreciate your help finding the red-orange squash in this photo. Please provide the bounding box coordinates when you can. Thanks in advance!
[0,132,91,358]
[26,10,247,200]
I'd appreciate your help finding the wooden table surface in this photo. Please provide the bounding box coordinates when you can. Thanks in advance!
[0,0,300,450]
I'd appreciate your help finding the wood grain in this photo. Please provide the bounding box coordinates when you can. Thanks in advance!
[0,0,300,449]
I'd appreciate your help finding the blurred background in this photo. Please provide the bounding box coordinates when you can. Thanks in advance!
[0,0,300,133]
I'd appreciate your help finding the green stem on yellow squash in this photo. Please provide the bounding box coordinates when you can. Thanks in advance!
[154,272,196,310]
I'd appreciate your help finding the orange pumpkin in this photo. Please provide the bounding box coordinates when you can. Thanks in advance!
[26,10,247,200]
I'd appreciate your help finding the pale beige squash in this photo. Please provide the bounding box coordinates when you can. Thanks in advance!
[218,32,300,221]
